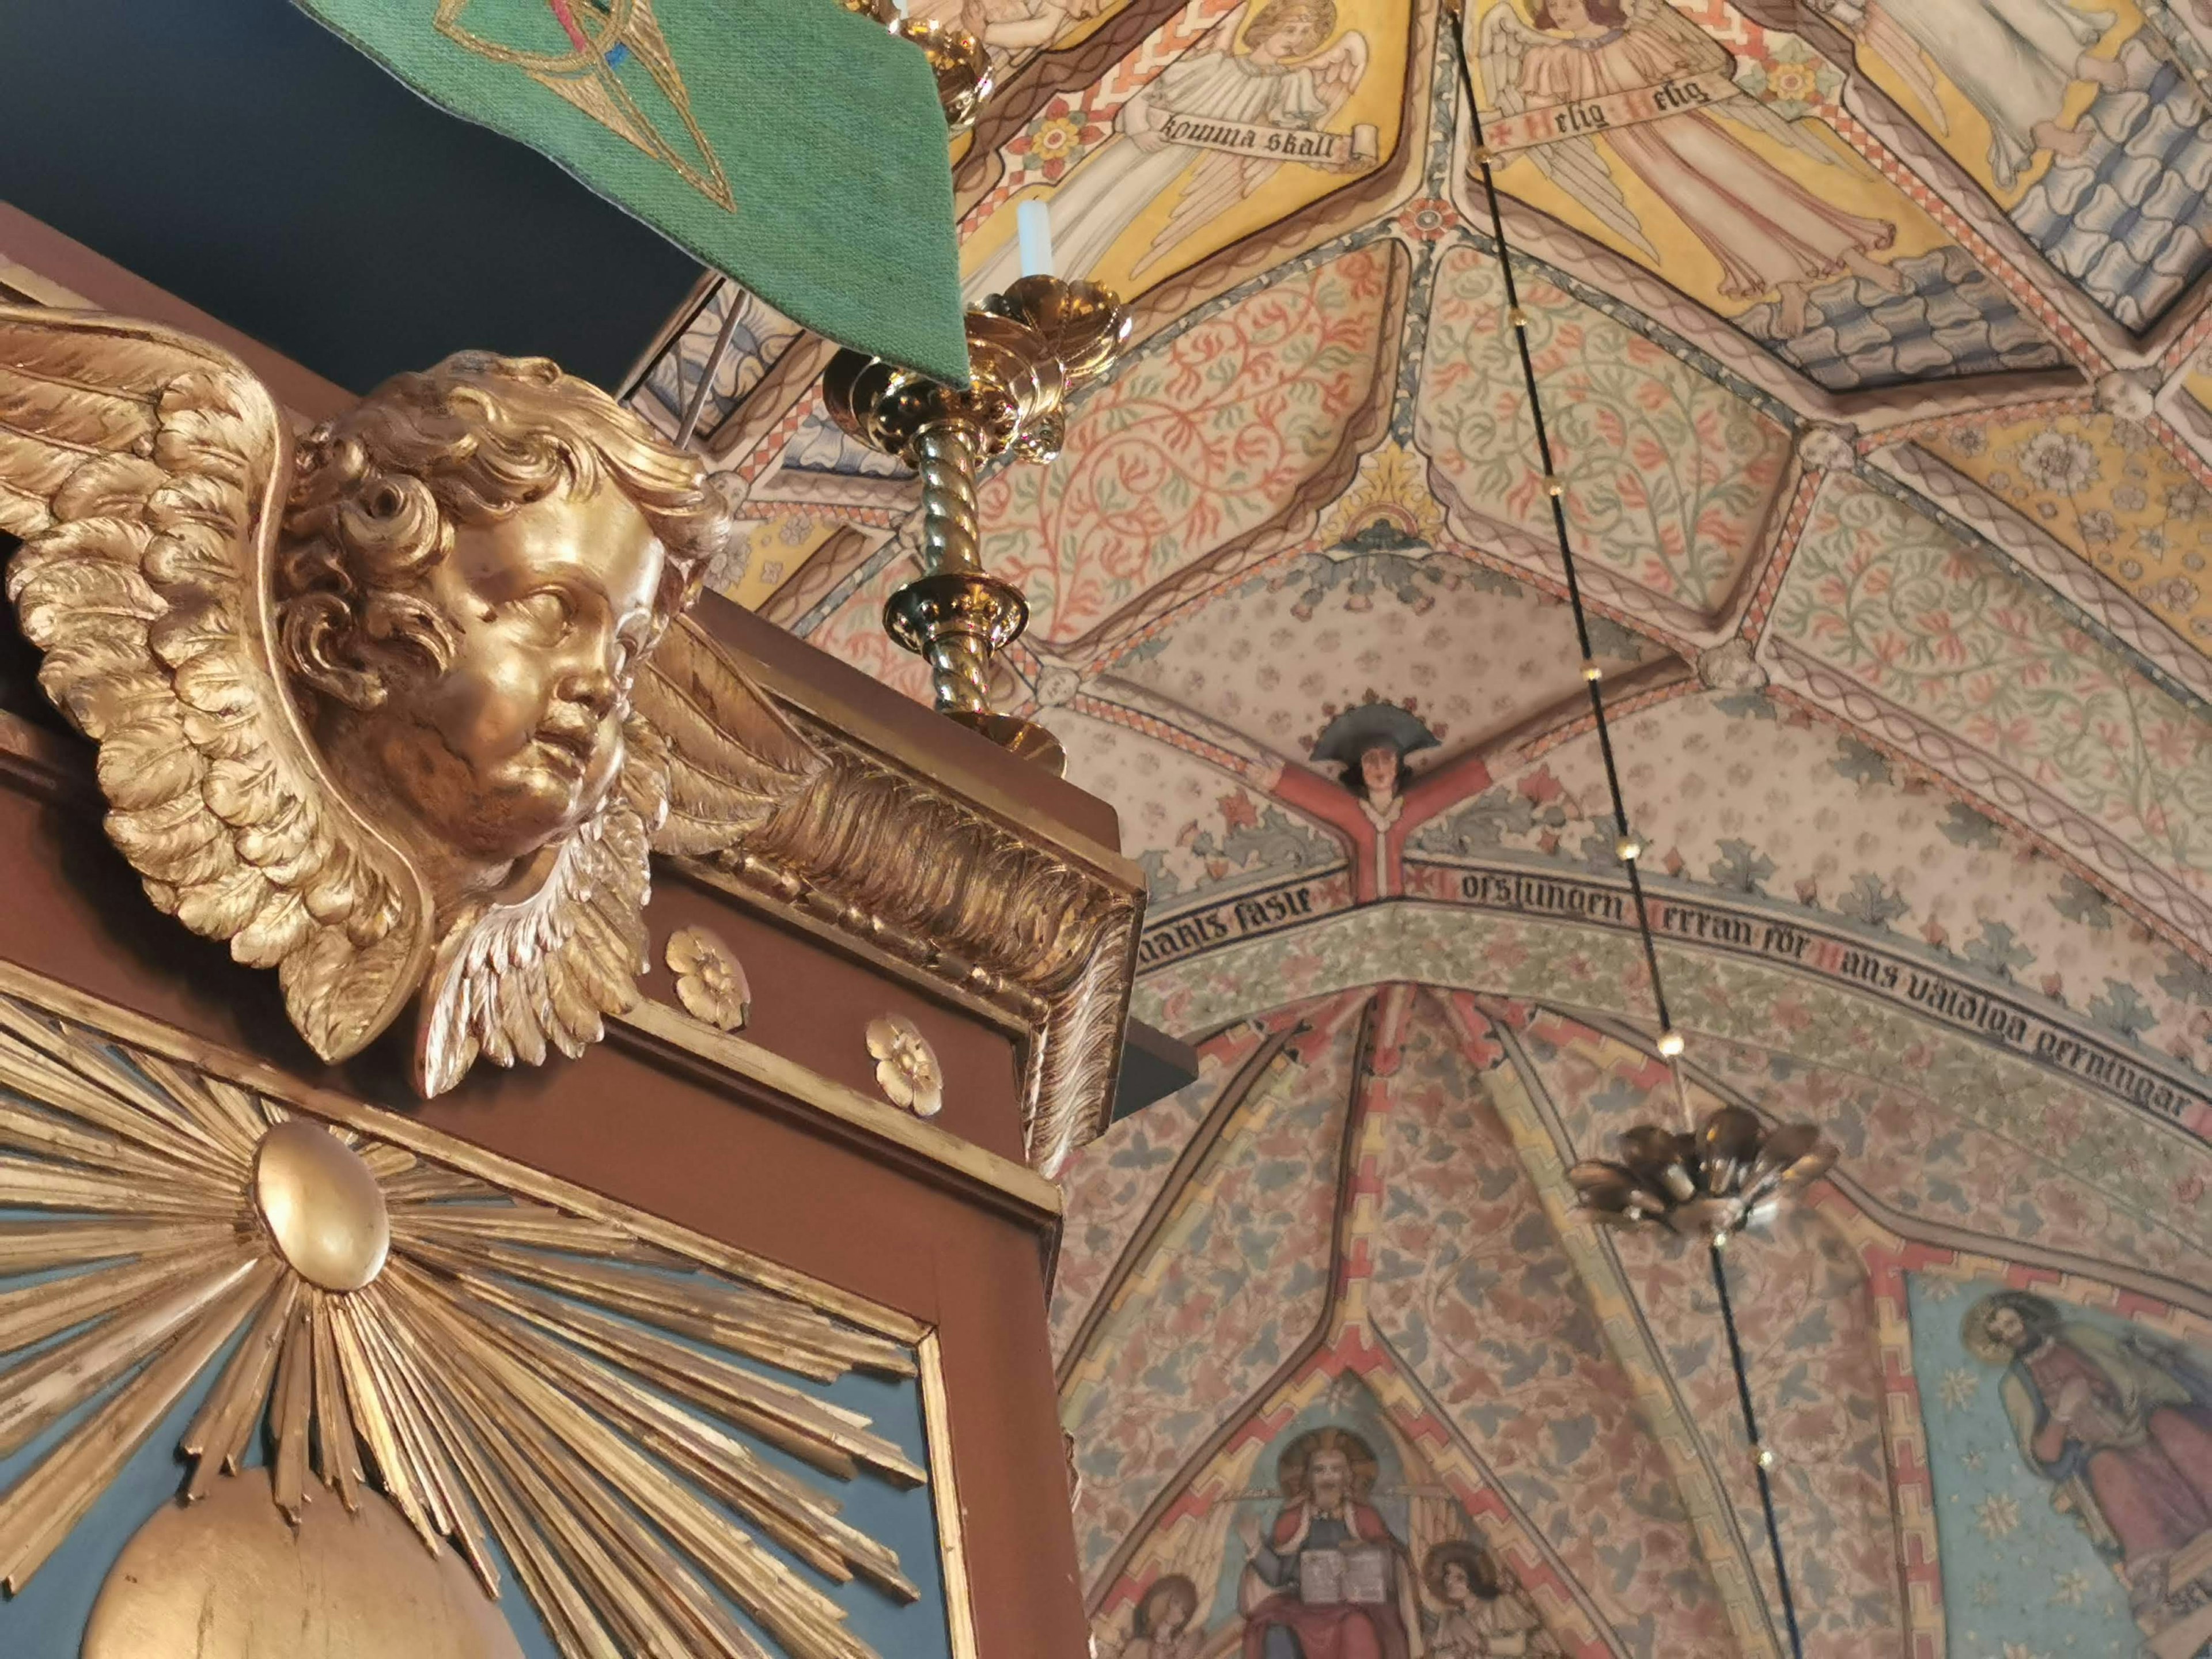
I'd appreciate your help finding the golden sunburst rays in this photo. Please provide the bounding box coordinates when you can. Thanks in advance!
[0,990,931,1659]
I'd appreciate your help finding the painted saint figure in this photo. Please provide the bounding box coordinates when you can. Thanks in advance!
[1812,0,2126,191]
[1421,1541,1556,1657]
[1479,0,1907,336]
[1235,1428,1421,1659]
[1965,1291,2212,1611]
[1258,700,1488,902]
[967,0,1368,297]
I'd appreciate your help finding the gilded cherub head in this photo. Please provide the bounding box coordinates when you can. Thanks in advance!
[0,309,817,1095]
[275,354,726,893]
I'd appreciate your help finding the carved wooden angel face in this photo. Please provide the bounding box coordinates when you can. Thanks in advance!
[359,483,664,865]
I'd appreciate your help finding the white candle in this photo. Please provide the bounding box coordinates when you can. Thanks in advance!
[1017,199,1056,279]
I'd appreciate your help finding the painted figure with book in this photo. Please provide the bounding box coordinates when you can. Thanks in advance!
[1234,1427,1420,1659]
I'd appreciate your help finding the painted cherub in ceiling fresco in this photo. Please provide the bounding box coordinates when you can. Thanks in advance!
[1808,0,2126,191]
[1421,1540,1560,1657]
[1965,1291,2212,1616]
[968,0,1369,296]
[1114,1574,1208,1659]
[1478,0,1908,337]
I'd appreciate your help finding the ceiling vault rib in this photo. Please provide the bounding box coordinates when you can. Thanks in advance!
[1863,446,2212,717]
[1363,1320,1636,1659]
[1054,1020,1305,1392]
[1757,678,2212,965]
[1569,997,2212,1195]
[1657,1037,2212,1320]
[1482,1009,1782,1659]
[1079,990,1381,1612]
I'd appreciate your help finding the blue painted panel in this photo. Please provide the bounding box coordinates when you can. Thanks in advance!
[1905,1272,2207,1657]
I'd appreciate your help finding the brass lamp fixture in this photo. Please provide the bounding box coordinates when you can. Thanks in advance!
[1568,1106,1837,1246]
[825,276,1131,773]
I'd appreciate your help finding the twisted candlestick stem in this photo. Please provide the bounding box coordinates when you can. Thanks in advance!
[915,421,983,577]
[912,422,993,715]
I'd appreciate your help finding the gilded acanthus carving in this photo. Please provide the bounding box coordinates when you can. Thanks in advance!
[643,618,1144,1175]
[0,306,806,1094]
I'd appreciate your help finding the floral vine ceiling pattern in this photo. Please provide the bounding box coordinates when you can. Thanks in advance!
[631,0,2212,1649]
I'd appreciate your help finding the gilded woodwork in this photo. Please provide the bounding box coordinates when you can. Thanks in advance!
[868,1013,945,1118]
[0,301,1140,1165]
[0,305,817,1097]
[83,1471,525,1659]
[0,966,957,1659]
[665,922,752,1030]
[640,615,1145,1177]
[616,998,1064,1218]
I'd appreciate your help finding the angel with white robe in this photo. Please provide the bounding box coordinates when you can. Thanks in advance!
[1478,0,1907,338]
[967,0,1368,298]
[1809,0,2124,192]
[910,0,1111,65]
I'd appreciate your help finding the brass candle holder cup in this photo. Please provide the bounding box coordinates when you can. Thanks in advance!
[825,276,1131,774]
[844,0,994,133]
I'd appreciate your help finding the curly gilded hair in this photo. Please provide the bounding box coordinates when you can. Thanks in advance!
[1245,0,1336,51]
[276,352,729,709]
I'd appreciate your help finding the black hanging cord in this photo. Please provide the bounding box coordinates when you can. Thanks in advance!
[1446,12,1808,1654]
[1442,5,1676,1048]
[1711,1242,1808,1658]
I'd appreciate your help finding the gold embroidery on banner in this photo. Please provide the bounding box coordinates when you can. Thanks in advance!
[435,0,736,210]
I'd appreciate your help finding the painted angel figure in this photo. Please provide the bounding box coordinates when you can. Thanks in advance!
[0,308,816,1096]
[967,0,1368,298]
[1420,1541,1559,1656]
[909,0,1110,64]
[1478,0,1907,337]
[1809,0,2125,191]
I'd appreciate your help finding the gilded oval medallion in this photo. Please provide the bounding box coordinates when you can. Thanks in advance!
[252,1120,391,1293]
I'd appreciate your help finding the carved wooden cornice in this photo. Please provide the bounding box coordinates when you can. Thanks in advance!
[644,615,1145,1178]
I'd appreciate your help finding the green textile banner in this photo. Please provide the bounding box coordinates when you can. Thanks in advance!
[295,0,968,384]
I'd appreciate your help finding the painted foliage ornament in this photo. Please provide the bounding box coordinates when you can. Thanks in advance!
[1567,1104,1837,1243]
[0,307,817,1094]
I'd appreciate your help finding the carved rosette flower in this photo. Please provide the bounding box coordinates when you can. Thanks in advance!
[866,1014,943,1118]
[1567,1105,1836,1244]
[665,925,751,1031]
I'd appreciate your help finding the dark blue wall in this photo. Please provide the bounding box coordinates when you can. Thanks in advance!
[0,0,700,392]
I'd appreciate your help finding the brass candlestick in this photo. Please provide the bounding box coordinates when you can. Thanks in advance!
[825,276,1130,772]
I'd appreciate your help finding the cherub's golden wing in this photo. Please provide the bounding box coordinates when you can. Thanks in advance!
[410,616,825,1096]
[632,614,829,854]
[0,306,434,1060]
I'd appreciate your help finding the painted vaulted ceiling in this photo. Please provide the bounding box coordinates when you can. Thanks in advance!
[624,1,2212,1653]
